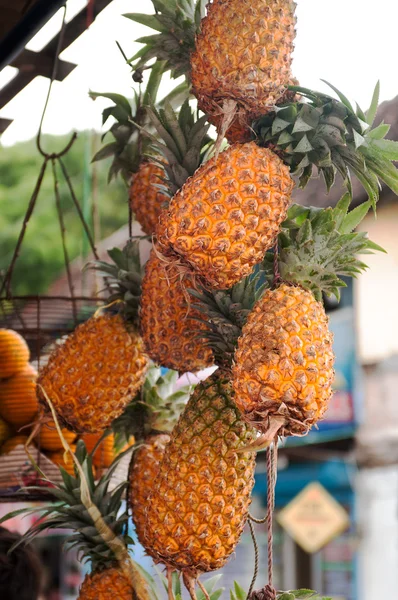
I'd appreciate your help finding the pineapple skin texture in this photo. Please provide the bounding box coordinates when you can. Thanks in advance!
[78,568,134,600]
[143,374,256,574]
[233,284,335,437]
[129,161,169,236]
[191,0,296,125]
[129,433,170,549]
[140,251,213,372]
[157,143,293,289]
[37,314,149,433]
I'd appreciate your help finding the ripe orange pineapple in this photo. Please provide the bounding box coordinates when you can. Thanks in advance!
[190,0,296,141]
[157,142,293,289]
[129,160,169,235]
[234,283,335,438]
[129,433,169,546]
[0,364,38,428]
[118,367,192,549]
[78,569,134,600]
[37,242,149,433]
[0,329,30,379]
[143,373,256,583]
[157,84,398,290]
[232,199,384,440]
[140,250,213,372]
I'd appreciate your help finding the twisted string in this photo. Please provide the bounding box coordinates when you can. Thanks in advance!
[247,519,259,598]
[249,438,279,600]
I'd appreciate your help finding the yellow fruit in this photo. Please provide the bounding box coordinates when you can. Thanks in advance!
[1,435,30,455]
[191,0,296,140]
[48,445,77,476]
[0,364,38,428]
[37,313,149,433]
[157,142,293,289]
[0,416,13,447]
[233,284,335,438]
[36,419,77,452]
[143,374,256,574]
[129,161,169,236]
[129,433,169,548]
[0,329,30,379]
[78,568,134,600]
[140,251,213,372]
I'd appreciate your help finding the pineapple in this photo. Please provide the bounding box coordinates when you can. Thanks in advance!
[115,367,192,549]
[190,0,296,139]
[140,250,213,372]
[37,242,149,433]
[0,329,30,379]
[129,159,169,235]
[128,1,296,143]
[232,198,384,440]
[157,142,293,289]
[143,373,256,587]
[157,84,398,290]
[0,442,149,600]
[0,364,38,428]
[129,433,170,548]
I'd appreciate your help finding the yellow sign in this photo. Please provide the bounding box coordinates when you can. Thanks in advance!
[277,481,350,553]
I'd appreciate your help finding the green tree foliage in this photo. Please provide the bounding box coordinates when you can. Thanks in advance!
[0,132,128,295]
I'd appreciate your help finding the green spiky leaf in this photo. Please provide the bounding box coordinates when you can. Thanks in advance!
[254,81,398,208]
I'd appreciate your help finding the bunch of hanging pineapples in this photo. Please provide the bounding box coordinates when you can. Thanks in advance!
[6,1,398,599]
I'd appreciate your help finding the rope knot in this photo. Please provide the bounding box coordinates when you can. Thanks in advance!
[249,584,277,600]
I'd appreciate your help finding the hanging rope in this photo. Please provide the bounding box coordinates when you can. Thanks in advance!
[249,438,279,600]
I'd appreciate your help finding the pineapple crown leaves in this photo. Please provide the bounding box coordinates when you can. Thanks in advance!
[253,81,398,209]
[126,0,208,80]
[0,441,133,572]
[112,366,194,441]
[263,194,385,301]
[91,60,166,182]
[189,270,265,368]
[87,240,143,322]
[135,98,213,195]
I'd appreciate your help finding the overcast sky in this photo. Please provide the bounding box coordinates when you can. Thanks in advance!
[0,0,397,147]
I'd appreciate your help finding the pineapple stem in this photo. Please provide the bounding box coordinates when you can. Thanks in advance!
[213,99,238,158]
[183,572,198,600]
[167,567,175,600]
[197,579,211,600]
